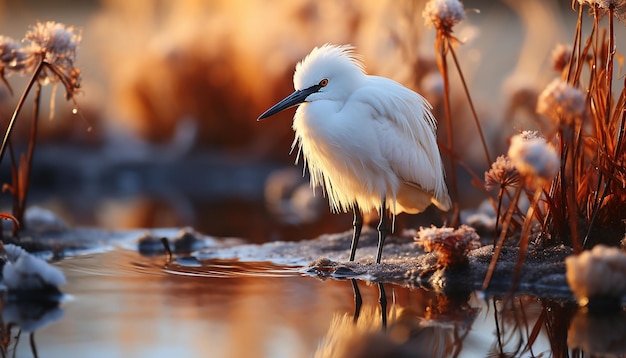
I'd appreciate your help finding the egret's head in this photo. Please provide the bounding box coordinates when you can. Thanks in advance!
[294,44,365,98]
[258,44,365,120]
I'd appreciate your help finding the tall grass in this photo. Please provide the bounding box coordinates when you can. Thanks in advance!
[479,1,626,289]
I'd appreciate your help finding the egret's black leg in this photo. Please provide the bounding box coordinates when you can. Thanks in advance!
[375,195,387,264]
[349,205,363,261]
[378,282,387,331]
[350,279,362,323]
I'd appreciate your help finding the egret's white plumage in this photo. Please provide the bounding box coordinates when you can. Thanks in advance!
[259,44,450,263]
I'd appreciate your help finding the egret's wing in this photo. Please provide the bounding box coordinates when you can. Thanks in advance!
[349,77,450,209]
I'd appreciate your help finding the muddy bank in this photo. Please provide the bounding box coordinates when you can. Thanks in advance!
[190,227,573,299]
[7,224,574,299]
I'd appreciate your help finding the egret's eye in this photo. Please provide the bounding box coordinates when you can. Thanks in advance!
[319,79,328,87]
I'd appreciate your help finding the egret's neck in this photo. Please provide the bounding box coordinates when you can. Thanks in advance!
[296,100,342,126]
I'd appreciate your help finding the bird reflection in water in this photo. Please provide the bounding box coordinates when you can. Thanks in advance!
[315,281,475,358]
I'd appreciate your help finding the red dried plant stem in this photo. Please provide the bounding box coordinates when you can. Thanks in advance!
[436,33,460,225]
[583,7,621,248]
[448,44,491,166]
[493,187,505,247]
[13,82,42,228]
[0,56,45,166]
[483,185,522,290]
[605,6,615,128]
[614,84,626,158]
[510,187,543,293]
[566,3,583,83]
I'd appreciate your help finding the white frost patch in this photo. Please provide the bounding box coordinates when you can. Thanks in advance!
[2,245,66,290]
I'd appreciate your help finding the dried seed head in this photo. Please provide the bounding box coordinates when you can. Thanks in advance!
[596,0,626,9]
[519,130,541,141]
[601,0,626,23]
[536,79,586,123]
[578,0,626,23]
[422,0,465,32]
[25,21,80,65]
[551,43,572,72]
[0,36,32,75]
[22,21,82,97]
[0,36,21,65]
[508,133,560,181]
[415,225,481,269]
[484,155,521,192]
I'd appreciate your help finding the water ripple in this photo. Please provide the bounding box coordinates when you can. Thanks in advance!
[162,259,303,278]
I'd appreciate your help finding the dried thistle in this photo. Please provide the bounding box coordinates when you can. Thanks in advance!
[0,36,23,71]
[415,225,481,269]
[519,130,541,141]
[508,133,560,182]
[581,0,626,23]
[0,36,25,94]
[484,155,521,192]
[19,21,82,99]
[550,43,572,72]
[536,78,586,126]
[422,0,465,33]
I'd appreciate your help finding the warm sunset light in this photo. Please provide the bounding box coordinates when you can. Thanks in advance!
[0,1,624,357]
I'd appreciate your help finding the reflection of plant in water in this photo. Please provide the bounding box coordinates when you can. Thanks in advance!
[0,241,66,355]
[0,314,9,357]
[0,21,82,234]
[568,308,626,355]
[0,299,64,357]
[489,296,578,357]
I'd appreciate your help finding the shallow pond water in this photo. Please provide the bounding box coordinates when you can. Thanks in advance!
[6,245,624,358]
[5,155,625,357]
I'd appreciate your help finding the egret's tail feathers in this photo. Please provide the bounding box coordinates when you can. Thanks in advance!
[398,182,452,213]
[396,184,434,214]
[431,193,452,212]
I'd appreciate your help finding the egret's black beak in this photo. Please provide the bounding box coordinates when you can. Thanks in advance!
[257,84,322,120]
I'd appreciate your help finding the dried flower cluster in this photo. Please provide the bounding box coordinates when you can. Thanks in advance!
[550,43,572,72]
[422,0,465,32]
[520,130,542,141]
[578,0,626,8]
[0,21,81,97]
[484,155,521,192]
[0,36,23,71]
[415,225,481,269]
[507,133,560,181]
[578,0,626,23]
[536,78,586,124]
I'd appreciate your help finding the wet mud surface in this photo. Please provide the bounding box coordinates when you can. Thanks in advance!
[10,225,574,300]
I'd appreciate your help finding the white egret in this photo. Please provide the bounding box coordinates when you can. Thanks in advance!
[258,44,451,263]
